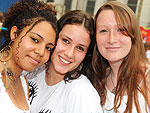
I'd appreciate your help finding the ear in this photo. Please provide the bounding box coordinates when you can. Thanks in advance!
[10,26,18,41]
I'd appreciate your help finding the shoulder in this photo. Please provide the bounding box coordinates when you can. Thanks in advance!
[139,64,150,104]
[65,74,95,90]
[144,64,150,82]
[65,74,100,100]
[145,65,150,87]
[63,75,102,112]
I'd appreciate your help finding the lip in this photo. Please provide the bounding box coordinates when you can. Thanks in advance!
[106,46,120,50]
[28,56,40,65]
[58,55,71,66]
[106,47,120,49]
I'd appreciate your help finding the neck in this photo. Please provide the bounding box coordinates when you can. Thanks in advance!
[45,63,64,86]
[109,59,123,79]
[106,60,122,94]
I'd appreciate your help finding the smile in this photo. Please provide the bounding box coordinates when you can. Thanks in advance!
[29,56,40,65]
[59,56,71,64]
[106,47,120,50]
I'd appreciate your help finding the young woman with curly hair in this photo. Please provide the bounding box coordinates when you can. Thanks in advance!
[0,0,57,112]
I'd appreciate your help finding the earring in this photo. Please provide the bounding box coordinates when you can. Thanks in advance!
[1,62,14,89]
[0,43,12,62]
[0,43,14,89]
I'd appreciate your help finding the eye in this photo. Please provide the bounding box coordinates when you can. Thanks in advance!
[117,28,125,32]
[31,37,39,43]
[46,46,53,51]
[100,29,108,33]
[76,46,84,51]
[62,38,70,45]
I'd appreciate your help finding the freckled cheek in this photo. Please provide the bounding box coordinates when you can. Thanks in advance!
[96,34,105,43]
[121,38,132,48]
[96,38,105,49]
[96,40,105,55]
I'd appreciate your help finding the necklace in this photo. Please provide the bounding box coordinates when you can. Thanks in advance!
[0,44,20,95]
[1,63,19,95]
[10,77,19,95]
[110,74,116,94]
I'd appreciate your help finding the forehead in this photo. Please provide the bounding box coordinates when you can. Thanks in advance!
[30,21,51,30]
[23,21,55,37]
[96,9,117,26]
[59,24,90,45]
[19,21,56,43]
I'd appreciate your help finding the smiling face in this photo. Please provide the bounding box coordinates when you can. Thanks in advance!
[11,21,56,72]
[51,24,90,75]
[96,9,132,65]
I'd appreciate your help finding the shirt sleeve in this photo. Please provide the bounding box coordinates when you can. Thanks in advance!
[64,84,103,113]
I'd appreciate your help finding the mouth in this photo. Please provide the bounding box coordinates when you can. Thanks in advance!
[59,56,71,64]
[106,47,120,50]
[28,56,40,65]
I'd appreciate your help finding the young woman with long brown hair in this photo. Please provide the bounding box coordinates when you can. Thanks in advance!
[92,1,150,113]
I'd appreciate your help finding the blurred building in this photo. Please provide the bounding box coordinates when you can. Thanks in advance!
[41,0,150,27]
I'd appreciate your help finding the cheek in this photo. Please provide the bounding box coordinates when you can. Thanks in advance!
[122,37,132,50]
[11,49,24,65]
[51,50,57,62]
[75,53,86,65]
[96,34,105,45]
[124,40,132,54]
[16,38,33,53]
[54,42,66,54]
[42,52,50,63]
[96,37,105,51]
[12,43,23,60]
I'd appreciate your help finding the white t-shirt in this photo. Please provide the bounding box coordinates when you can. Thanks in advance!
[146,50,150,62]
[0,73,30,113]
[104,68,150,113]
[103,89,150,113]
[146,50,150,59]
[28,69,102,113]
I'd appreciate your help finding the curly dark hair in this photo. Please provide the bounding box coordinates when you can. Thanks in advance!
[1,0,57,50]
[57,10,95,82]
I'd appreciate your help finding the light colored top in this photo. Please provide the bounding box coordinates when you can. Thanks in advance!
[0,73,30,113]
[146,50,150,59]
[28,69,102,113]
[146,50,150,62]
[104,89,150,113]
[104,68,150,113]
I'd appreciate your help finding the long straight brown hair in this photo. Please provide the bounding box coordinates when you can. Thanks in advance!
[92,1,150,113]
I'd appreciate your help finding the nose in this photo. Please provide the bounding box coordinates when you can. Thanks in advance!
[108,29,117,44]
[64,46,74,59]
[35,45,45,57]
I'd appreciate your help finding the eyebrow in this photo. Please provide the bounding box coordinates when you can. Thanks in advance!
[30,32,55,47]
[60,34,89,48]
[97,24,121,28]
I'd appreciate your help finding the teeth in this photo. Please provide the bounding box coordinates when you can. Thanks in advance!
[59,57,70,64]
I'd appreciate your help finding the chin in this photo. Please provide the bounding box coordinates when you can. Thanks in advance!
[57,70,67,75]
[55,69,67,75]
[23,66,37,72]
